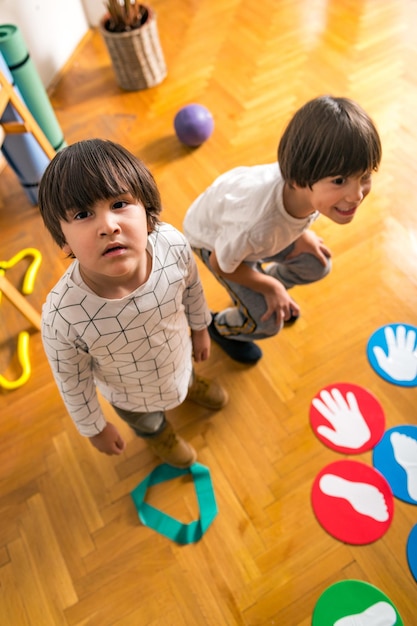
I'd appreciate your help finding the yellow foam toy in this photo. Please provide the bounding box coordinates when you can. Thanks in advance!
[0,248,42,390]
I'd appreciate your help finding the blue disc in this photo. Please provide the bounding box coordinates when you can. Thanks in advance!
[366,323,417,387]
[373,425,417,504]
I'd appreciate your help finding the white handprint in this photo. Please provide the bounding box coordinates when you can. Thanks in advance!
[312,388,371,449]
[373,325,417,382]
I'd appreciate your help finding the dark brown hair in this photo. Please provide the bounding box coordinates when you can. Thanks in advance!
[38,138,162,248]
[278,96,382,187]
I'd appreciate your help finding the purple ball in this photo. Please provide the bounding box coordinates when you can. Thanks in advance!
[174,104,214,147]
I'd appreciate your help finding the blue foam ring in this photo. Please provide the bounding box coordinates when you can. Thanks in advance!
[0,52,50,204]
[131,462,218,544]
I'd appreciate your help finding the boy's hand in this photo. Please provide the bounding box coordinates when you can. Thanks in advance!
[191,327,210,362]
[286,230,331,266]
[209,250,299,325]
[89,422,126,455]
[260,277,300,324]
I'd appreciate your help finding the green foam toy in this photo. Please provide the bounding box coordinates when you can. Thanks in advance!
[131,462,218,544]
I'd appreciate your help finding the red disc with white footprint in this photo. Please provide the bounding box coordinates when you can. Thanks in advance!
[311,459,394,544]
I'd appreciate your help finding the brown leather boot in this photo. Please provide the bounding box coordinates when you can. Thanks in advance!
[145,421,197,468]
[186,374,229,410]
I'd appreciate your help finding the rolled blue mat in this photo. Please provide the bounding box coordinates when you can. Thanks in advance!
[0,53,51,204]
[0,24,66,151]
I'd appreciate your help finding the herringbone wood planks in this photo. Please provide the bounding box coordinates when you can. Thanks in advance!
[1,1,417,624]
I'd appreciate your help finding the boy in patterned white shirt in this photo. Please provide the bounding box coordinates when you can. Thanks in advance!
[38,139,228,468]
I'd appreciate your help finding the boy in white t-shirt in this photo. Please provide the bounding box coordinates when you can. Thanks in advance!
[38,139,228,468]
[183,95,382,364]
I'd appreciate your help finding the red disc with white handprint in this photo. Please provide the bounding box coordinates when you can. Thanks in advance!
[309,382,385,454]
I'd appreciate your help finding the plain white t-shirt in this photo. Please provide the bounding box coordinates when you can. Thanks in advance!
[183,163,319,273]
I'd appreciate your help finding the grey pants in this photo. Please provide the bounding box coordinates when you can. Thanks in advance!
[194,243,331,341]
[111,371,196,437]
[112,405,166,437]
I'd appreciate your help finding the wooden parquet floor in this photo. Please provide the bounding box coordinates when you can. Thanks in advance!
[1,1,417,624]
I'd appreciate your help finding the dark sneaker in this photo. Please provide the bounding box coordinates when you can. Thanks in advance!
[208,316,262,364]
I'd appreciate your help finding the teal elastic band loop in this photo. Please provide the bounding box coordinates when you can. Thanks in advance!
[131,462,218,544]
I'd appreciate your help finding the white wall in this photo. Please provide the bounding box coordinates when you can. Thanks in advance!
[0,0,97,87]
[81,0,106,27]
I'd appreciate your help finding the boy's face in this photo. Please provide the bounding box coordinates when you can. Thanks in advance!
[60,195,150,289]
[298,171,372,224]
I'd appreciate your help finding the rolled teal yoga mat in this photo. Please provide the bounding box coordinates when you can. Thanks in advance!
[0,52,50,204]
[0,24,66,151]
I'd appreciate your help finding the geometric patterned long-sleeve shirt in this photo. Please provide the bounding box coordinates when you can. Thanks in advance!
[41,223,211,437]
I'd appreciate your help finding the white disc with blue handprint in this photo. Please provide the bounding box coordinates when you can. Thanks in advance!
[367,323,417,387]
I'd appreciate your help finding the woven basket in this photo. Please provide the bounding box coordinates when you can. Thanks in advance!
[99,8,167,91]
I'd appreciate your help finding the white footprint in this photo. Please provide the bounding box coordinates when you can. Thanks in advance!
[319,474,389,522]
[334,600,396,626]
[390,431,417,501]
